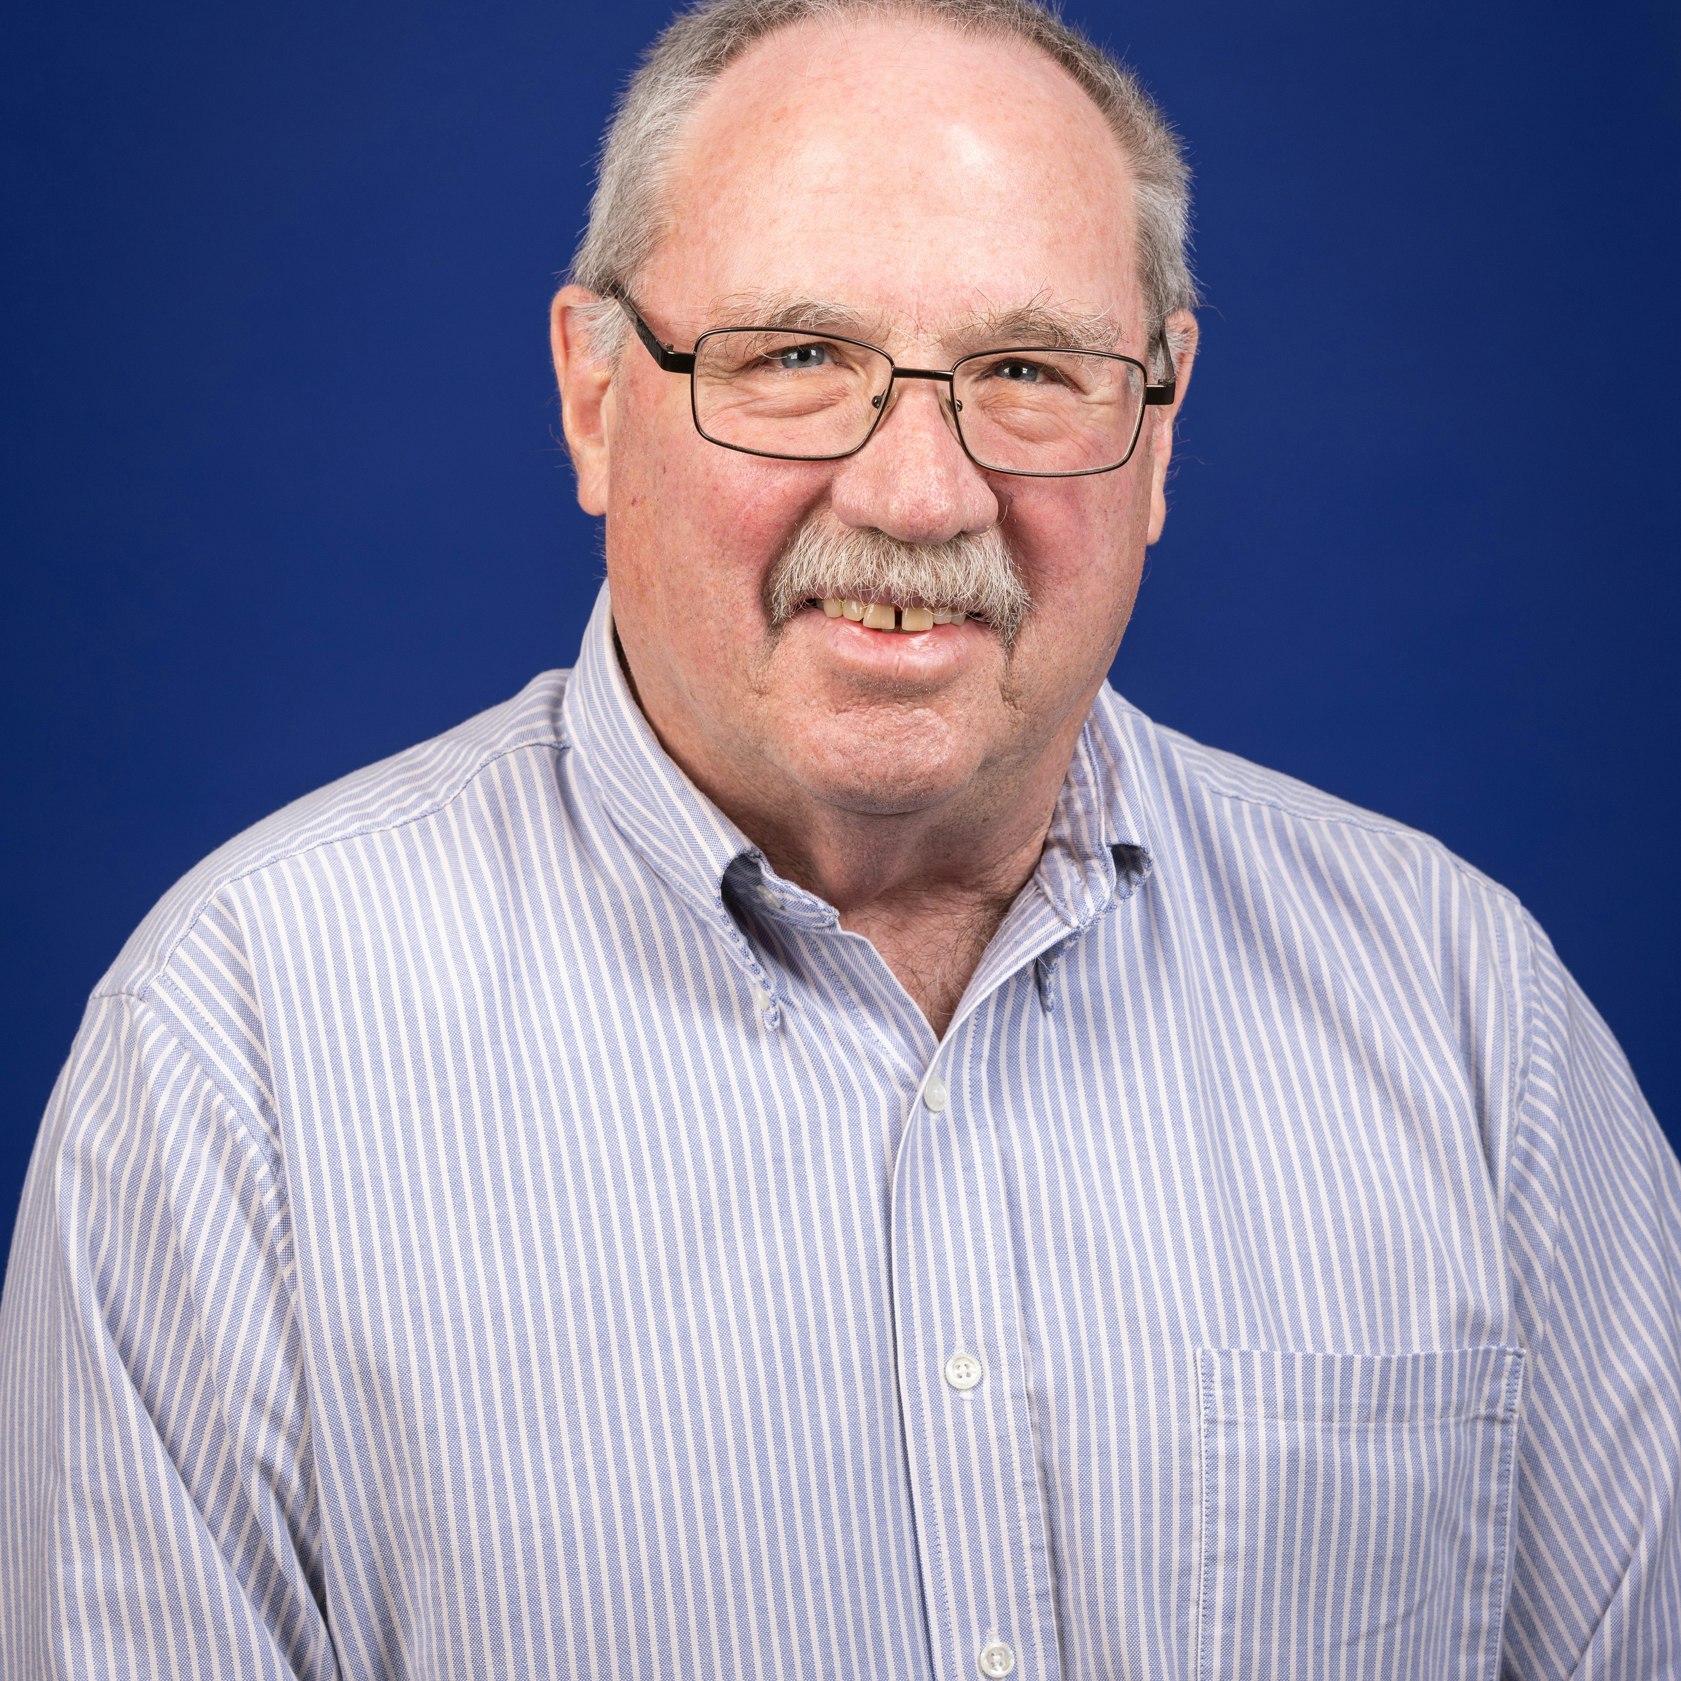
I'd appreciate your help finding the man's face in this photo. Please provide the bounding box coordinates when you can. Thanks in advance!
[558,15,1192,842]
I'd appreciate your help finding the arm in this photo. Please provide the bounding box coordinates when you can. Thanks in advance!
[1501,917,1681,1678]
[0,990,337,1679]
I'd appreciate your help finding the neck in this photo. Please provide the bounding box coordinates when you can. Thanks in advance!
[607,629,1093,1036]
[722,762,1070,1038]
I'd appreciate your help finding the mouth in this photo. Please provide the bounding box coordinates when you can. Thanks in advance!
[806,597,973,634]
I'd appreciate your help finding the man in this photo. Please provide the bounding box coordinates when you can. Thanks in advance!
[2,0,1676,1675]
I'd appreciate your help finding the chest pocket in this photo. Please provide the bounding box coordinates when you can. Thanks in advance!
[1195,1345,1526,1681]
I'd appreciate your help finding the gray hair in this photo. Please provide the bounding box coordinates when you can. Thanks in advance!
[567,0,1198,376]
[765,518,1033,647]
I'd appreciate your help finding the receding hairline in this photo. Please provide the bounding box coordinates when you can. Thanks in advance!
[640,7,1144,294]
[568,0,1198,374]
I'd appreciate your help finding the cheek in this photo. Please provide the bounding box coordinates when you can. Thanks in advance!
[604,427,838,703]
[1003,476,1148,607]
[616,435,834,605]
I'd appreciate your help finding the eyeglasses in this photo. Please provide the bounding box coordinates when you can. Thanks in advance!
[608,290,1176,478]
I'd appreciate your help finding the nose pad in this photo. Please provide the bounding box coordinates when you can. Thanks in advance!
[869,379,964,449]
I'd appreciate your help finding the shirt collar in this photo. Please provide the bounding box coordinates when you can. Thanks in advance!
[563,583,766,930]
[1035,685,1156,931]
[563,581,1156,938]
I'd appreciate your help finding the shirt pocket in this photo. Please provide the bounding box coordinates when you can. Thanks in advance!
[1195,1344,1526,1681]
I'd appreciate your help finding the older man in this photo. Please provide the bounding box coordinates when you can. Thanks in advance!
[2,1,1676,1677]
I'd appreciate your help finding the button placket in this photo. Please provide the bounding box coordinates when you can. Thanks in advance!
[890,1002,1064,1681]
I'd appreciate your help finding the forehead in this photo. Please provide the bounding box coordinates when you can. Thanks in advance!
[641,13,1142,347]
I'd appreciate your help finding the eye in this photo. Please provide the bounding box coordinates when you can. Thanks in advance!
[966,353,1087,394]
[994,358,1044,382]
[772,342,834,371]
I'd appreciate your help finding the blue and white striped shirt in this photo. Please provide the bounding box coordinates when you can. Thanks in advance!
[3,585,1677,1679]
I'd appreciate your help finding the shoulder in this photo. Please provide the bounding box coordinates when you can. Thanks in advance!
[1096,688,1553,1186]
[96,670,574,1003]
[1097,686,1527,923]
[1097,688,1543,1096]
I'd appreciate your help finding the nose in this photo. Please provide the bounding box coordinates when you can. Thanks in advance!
[826,376,1001,544]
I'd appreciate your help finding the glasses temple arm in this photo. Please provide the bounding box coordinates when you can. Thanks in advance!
[1142,320,1179,405]
[606,287,697,375]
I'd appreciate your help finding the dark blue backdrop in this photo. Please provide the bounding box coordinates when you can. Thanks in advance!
[5,0,1678,1269]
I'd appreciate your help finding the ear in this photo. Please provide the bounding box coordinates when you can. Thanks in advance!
[1144,307,1199,545]
[550,283,616,517]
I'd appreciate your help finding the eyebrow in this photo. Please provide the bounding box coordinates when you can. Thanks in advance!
[707,291,896,343]
[951,301,1122,355]
[702,291,1125,358]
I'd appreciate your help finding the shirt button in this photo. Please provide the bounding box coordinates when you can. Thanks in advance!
[978,1638,1016,1676]
[923,1075,948,1111]
[945,1351,983,1392]
[753,984,773,1013]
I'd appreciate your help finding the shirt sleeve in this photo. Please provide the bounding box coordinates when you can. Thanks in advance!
[0,989,338,1680]
[1500,914,1681,1679]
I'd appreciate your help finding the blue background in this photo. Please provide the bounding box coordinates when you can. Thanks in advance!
[5,0,1678,1268]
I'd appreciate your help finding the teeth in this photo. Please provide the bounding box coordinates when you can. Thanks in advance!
[818,599,955,633]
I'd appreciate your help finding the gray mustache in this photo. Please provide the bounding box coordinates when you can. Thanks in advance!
[765,521,1031,649]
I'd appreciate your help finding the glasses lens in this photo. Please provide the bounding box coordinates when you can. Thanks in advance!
[952,350,1146,474]
[692,330,891,459]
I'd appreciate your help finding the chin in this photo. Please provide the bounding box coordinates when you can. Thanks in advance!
[787,726,979,816]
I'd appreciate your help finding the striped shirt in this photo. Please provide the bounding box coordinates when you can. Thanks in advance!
[2,583,1677,1680]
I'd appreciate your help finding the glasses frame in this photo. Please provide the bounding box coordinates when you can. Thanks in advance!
[607,289,1178,479]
